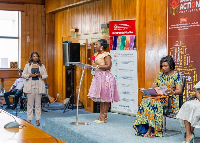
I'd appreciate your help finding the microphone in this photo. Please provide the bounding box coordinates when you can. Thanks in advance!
[91,56,96,76]
[92,56,95,63]
[2,110,21,128]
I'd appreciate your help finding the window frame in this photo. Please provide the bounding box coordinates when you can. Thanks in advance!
[0,10,20,69]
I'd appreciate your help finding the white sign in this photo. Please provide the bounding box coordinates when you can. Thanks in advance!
[110,50,138,115]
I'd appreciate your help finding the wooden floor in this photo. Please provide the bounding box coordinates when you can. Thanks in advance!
[0,109,65,143]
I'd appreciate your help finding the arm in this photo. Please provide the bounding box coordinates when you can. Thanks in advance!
[36,65,48,79]
[196,88,200,100]
[92,56,112,71]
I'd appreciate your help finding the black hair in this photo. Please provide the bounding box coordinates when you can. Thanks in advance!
[98,39,108,50]
[28,52,42,66]
[19,70,23,73]
[160,55,175,70]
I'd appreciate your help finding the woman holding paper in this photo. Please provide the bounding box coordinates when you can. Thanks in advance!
[87,39,120,123]
[176,82,200,143]
[133,55,183,137]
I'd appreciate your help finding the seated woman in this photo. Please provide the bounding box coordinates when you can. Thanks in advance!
[176,82,200,143]
[133,55,183,137]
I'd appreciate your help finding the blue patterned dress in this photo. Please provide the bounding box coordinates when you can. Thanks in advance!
[133,72,182,137]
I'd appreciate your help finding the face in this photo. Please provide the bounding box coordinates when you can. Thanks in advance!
[161,62,171,73]
[32,53,39,62]
[94,41,103,52]
[19,71,22,77]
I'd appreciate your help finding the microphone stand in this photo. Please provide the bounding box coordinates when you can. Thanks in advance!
[70,63,92,125]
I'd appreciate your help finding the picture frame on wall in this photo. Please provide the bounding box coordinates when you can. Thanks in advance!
[10,62,18,69]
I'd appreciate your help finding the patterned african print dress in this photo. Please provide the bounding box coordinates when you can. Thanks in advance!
[133,72,182,137]
[87,52,120,102]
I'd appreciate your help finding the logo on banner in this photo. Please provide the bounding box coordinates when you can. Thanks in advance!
[114,24,131,30]
[180,17,187,23]
[170,0,179,15]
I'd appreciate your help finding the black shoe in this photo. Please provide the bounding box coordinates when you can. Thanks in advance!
[11,105,17,110]
[5,106,12,110]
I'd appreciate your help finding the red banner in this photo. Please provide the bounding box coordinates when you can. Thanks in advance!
[109,20,136,36]
[168,0,200,97]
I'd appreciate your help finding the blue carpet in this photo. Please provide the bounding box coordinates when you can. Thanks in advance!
[41,113,200,143]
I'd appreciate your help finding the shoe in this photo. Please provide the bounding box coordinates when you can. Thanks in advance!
[185,134,194,143]
[94,120,99,122]
[11,105,17,110]
[96,120,105,124]
[36,120,40,126]
[5,106,12,110]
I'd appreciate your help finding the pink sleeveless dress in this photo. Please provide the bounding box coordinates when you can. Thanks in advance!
[87,52,120,102]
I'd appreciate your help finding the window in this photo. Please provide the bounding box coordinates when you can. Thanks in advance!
[0,10,20,68]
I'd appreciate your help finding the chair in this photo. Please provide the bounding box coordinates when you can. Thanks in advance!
[163,76,186,136]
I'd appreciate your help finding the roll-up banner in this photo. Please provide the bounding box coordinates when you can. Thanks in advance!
[109,19,138,115]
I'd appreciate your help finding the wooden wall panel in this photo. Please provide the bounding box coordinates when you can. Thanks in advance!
[45,13,55,99]
[136,0,146,105]
[112,0,136,20]
[0,0,45,5]
[21,4,46,70]
[145,0,167,88]
[51,0,111,112]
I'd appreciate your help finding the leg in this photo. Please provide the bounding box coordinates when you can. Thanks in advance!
[103,102,110,119]
[12,91,22,109]
[35,93,42,121]
[4,91,15,108]
[184,120,193,142]
[27,92,35,121]
[191,126,195,135]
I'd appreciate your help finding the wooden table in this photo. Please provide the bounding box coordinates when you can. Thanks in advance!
[0,109,65,143]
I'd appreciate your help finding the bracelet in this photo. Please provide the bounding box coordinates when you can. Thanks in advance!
[96,65,99,69]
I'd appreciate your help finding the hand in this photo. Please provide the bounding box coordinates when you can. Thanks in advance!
[139,88,144,93]
[36,73,41,78]
[165,89,174,95]
[29,74,37,77]
[92,62,97,67]
[17,89,22,92]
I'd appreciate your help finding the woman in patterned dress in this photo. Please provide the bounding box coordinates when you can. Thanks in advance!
[87,39,120,123]
[133,55,183,137]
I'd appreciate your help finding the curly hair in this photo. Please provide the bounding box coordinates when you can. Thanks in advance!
[98,39,108,50]
[28,52,42,66]
[160,55,175,70]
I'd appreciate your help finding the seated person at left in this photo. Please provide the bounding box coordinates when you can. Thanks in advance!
[4,70,25,110]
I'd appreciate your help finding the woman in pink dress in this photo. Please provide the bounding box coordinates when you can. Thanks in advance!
[87,39,120,123]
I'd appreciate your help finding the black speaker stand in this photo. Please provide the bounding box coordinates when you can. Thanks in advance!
[63,65,84,113]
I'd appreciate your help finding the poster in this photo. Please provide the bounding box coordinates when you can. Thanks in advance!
[109,19,138,115]
[168,0,200,97]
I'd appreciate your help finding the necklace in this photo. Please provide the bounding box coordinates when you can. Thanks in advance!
[32,63,38,65]
[95,50,105,58]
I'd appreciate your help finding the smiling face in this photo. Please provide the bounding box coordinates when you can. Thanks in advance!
[161,62,171,74]
[32,53,39,62]
[94,41,103,52]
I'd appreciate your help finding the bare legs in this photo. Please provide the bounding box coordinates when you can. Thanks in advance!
[184,120,195,142]
[98,102,110,121]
